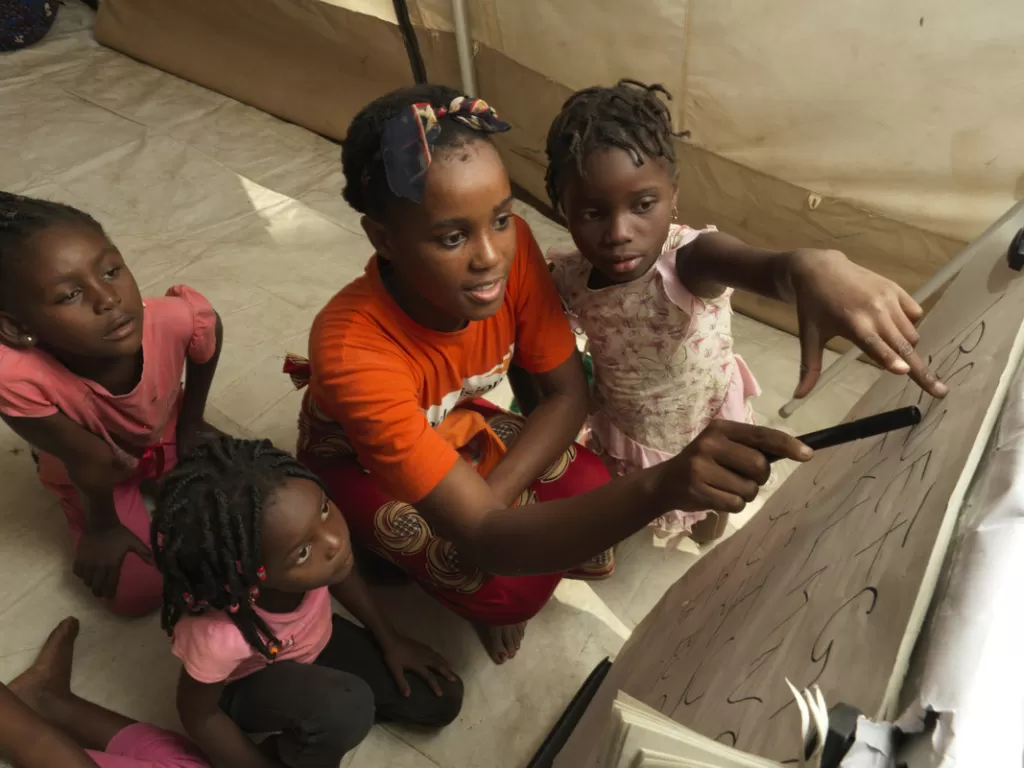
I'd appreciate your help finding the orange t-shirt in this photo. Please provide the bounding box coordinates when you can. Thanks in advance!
[305,216,577,503]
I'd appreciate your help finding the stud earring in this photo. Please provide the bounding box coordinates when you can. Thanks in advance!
[24,335,34,344]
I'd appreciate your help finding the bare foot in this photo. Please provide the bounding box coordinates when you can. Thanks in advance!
[8,617,79,716]
[473,621,527,664]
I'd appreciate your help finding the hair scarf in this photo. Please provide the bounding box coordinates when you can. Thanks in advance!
[380,96,511,204]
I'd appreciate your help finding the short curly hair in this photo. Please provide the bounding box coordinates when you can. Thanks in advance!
[341,84,496,219]
[544,79,687,214]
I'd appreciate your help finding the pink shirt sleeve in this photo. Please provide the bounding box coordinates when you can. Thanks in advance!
[171,615,253,684]
[0,351,59,419]
[163,285,218,365]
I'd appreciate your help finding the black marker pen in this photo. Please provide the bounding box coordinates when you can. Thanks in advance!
[766,405,922,464]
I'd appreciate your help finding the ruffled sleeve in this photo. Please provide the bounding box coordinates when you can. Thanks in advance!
[0,350,58,419]
[164,285,218,364]
[654,224,721,316]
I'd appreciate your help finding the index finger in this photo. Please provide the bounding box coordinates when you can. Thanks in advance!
[718,423,813,463]
[901,348,949,399]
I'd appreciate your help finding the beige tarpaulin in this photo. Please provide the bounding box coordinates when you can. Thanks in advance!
[98,0,1022,333]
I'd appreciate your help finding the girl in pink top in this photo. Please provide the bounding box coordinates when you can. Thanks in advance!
[153,438,463,768]
[531,80,949,543]
[2,617,210,768]
[0,192,224,616]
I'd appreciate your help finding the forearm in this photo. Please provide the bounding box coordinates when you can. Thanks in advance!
[179,314,223,430]
[683,232,797,302]
[329,571,397,645]
[470,466,669,575]
[70,474,120,533]
[0,687,97,768]
[486,389,587,506]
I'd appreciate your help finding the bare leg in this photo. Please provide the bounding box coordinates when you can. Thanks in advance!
[8,617,135,752]
[473,620,527,664]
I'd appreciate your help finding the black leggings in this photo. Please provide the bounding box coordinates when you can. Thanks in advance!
[219,615,464,768]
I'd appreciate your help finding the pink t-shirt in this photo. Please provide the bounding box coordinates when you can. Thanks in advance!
[171,587,334,684]
[0,285,217,486]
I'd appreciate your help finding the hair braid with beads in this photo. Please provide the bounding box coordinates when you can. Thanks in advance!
[152,437,330,660]
[544,79,689,215]
[0,191,105,309]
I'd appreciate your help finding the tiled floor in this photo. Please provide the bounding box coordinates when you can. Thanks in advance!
[0,6,878,767]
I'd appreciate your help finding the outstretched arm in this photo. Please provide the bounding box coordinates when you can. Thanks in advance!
[676,231,949,400]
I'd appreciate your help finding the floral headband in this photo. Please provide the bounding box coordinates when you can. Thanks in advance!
[380,96,511,204]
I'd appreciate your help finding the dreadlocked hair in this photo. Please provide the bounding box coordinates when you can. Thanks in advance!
[0,192,104,308]
[152,437,329,660]
[341,84,492,219]
[544,79,689,215]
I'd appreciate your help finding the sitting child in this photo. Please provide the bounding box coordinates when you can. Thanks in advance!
[0,192,223,615]
[1,617,210,768]
[537,79,947,543]
[153,437,463,768]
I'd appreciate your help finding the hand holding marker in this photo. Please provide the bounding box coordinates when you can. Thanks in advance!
[765,406,922,464]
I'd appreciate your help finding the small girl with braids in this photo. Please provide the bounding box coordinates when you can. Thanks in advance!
[539,79,948,543]
[153,437,462,768]
[0,191,224,615]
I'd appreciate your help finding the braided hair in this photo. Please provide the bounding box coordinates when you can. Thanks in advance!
[544,79,689,214]
[152,437,329,659]
[341,84,492,220]
[0,192,104,308]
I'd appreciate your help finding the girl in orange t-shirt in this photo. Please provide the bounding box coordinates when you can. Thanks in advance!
[287,86,819,665]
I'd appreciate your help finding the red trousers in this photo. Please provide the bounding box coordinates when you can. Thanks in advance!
[302,405,610,626]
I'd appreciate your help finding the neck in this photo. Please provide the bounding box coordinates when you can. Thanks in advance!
[255,588,306,614]
[378,258,466,333]
[46,347,142,396]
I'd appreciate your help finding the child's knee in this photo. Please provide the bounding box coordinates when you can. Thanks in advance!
[314,674,375,757]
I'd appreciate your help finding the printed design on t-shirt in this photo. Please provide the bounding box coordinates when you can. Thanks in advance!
[423,345,514,426]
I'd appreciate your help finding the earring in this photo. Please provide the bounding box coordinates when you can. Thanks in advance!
[24,335,34,344]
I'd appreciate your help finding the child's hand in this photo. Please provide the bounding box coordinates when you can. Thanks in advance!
[787,249,949,400]
[74,524,154,599]
[380,634,458,697]
[657,421,812,513]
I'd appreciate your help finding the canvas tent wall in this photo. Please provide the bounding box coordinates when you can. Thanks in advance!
[96,0,1018,335]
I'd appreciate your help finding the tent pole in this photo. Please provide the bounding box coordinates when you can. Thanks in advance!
[779,198,1024,419]
[452,0,476,96]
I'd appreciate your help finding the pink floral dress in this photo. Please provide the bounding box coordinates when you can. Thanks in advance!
[549,225,760,535]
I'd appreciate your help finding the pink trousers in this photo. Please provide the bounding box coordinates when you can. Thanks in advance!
[38,445,176,617]
[83,723,208,768]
